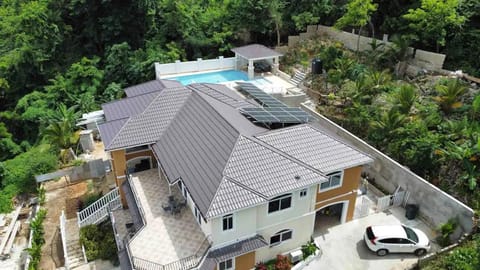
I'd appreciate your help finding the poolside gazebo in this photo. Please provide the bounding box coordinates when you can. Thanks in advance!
[231,44,283,79]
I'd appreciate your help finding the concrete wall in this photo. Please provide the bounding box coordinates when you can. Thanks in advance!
[69,159,106,181]
[302,104,475,234]
[155,57,236,78]
[287,24,446,70]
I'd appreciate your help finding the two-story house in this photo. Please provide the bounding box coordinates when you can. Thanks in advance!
[97,80,372,270]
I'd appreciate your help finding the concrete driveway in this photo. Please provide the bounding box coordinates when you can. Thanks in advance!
[305,207,439,270]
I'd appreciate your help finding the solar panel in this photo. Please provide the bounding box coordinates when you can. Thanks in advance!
[237,82,287,108]
[240,107,311,125]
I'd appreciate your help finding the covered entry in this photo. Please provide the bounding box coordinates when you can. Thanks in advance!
[314,201,349,235]
[231,44,283,79]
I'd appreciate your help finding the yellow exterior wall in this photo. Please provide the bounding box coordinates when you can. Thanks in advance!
[110,149,156,207]
[315,166,362,222]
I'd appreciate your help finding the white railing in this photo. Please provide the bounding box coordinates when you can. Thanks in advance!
[155,57,236,79]
[60,210,69,270]
[77,188,121,227]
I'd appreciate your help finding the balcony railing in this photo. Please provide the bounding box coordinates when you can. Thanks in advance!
[77,187,121,227]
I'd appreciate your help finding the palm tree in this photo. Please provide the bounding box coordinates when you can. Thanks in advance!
[390,84,417,114]
[434,79,467,113]
[371,108,407,138]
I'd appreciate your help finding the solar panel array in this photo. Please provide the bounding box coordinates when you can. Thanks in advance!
[237,82,287,108]
[240,107,311,124]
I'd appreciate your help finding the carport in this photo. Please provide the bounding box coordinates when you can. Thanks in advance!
[231,44,283,79]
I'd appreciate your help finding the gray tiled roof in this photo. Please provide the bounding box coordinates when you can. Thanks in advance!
[206,178,266,218]
[106,87,191,150]
[257,125,374,173]
[97,118,128,149]
[100,80,372,220]
[224,136,327,198]
[231,44,283,60]
[152,92,240,215]
[102,92,159,121]
[207,235,268,262]
[124,80,182,97]
[189,83,253,109]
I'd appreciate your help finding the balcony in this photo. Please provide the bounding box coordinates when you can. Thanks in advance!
[112,169,209,269]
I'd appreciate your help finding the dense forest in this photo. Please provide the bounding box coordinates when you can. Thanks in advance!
[0,0,479,212]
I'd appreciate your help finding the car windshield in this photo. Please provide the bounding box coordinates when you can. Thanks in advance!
[403,226,419,243]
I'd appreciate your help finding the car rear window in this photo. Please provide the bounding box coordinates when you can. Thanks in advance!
[403,226,419,243]
[366,227,375,240]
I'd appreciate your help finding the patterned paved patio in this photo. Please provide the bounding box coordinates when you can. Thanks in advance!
[128,169,206,265]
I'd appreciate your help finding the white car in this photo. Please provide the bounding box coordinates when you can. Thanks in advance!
[364,225,430,256]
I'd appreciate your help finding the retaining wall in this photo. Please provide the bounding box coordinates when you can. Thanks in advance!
[288,24,446,70]
[302,104,475,234]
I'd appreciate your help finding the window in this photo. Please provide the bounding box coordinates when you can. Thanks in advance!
[299,189,307,197]
[320,171,342,191]
[222,214,233,231]
[268,194,292,214]
[270,229,293,246]
[219,258,234,270]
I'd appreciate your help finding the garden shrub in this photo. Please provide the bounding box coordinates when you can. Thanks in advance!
[80,221,119,265]
[301,239,318,259]
[27,209,47,270]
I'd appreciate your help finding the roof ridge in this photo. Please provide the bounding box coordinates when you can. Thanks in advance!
[101,90,160,107]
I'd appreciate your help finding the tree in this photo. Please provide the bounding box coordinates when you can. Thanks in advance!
[292,12,320,32]
[268,0,286,47]
[403,0,466,52]
[334,0,378,52]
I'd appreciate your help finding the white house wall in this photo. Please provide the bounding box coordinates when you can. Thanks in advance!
[255,213,315,263]
[209,185,317,252]
[210,207,257,247]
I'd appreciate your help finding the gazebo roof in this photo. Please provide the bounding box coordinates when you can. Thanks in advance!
[231,44,283,60]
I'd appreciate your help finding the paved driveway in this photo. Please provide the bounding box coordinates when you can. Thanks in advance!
[305,207,439,270]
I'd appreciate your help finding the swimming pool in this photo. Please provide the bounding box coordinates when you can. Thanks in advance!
[168,70,249,85]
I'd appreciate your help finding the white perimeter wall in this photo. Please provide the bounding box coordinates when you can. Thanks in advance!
[155,57,236,79]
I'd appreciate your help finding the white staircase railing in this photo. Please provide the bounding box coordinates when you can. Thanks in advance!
[77,187,121,227]
[60,210,70,269]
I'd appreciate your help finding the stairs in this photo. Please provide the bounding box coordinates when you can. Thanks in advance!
[65,219,88,269]
[77,187,121,227]
[290,70,307,86]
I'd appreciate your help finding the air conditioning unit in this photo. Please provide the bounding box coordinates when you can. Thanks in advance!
[289,250,303,263]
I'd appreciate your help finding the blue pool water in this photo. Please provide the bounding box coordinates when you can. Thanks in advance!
[169,70,250,85]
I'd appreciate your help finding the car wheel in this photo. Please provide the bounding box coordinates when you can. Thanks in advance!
[376,249,388,256]
[414,249,426,256]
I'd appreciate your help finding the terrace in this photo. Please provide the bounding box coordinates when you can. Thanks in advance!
[112,169,210,269]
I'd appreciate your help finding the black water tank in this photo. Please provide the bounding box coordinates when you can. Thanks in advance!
[405,204,419,220]
[311,58,323,75]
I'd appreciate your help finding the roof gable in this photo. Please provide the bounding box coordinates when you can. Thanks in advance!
[102,92,159,121]
[106,87,191,150]
[223,136,327,198]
